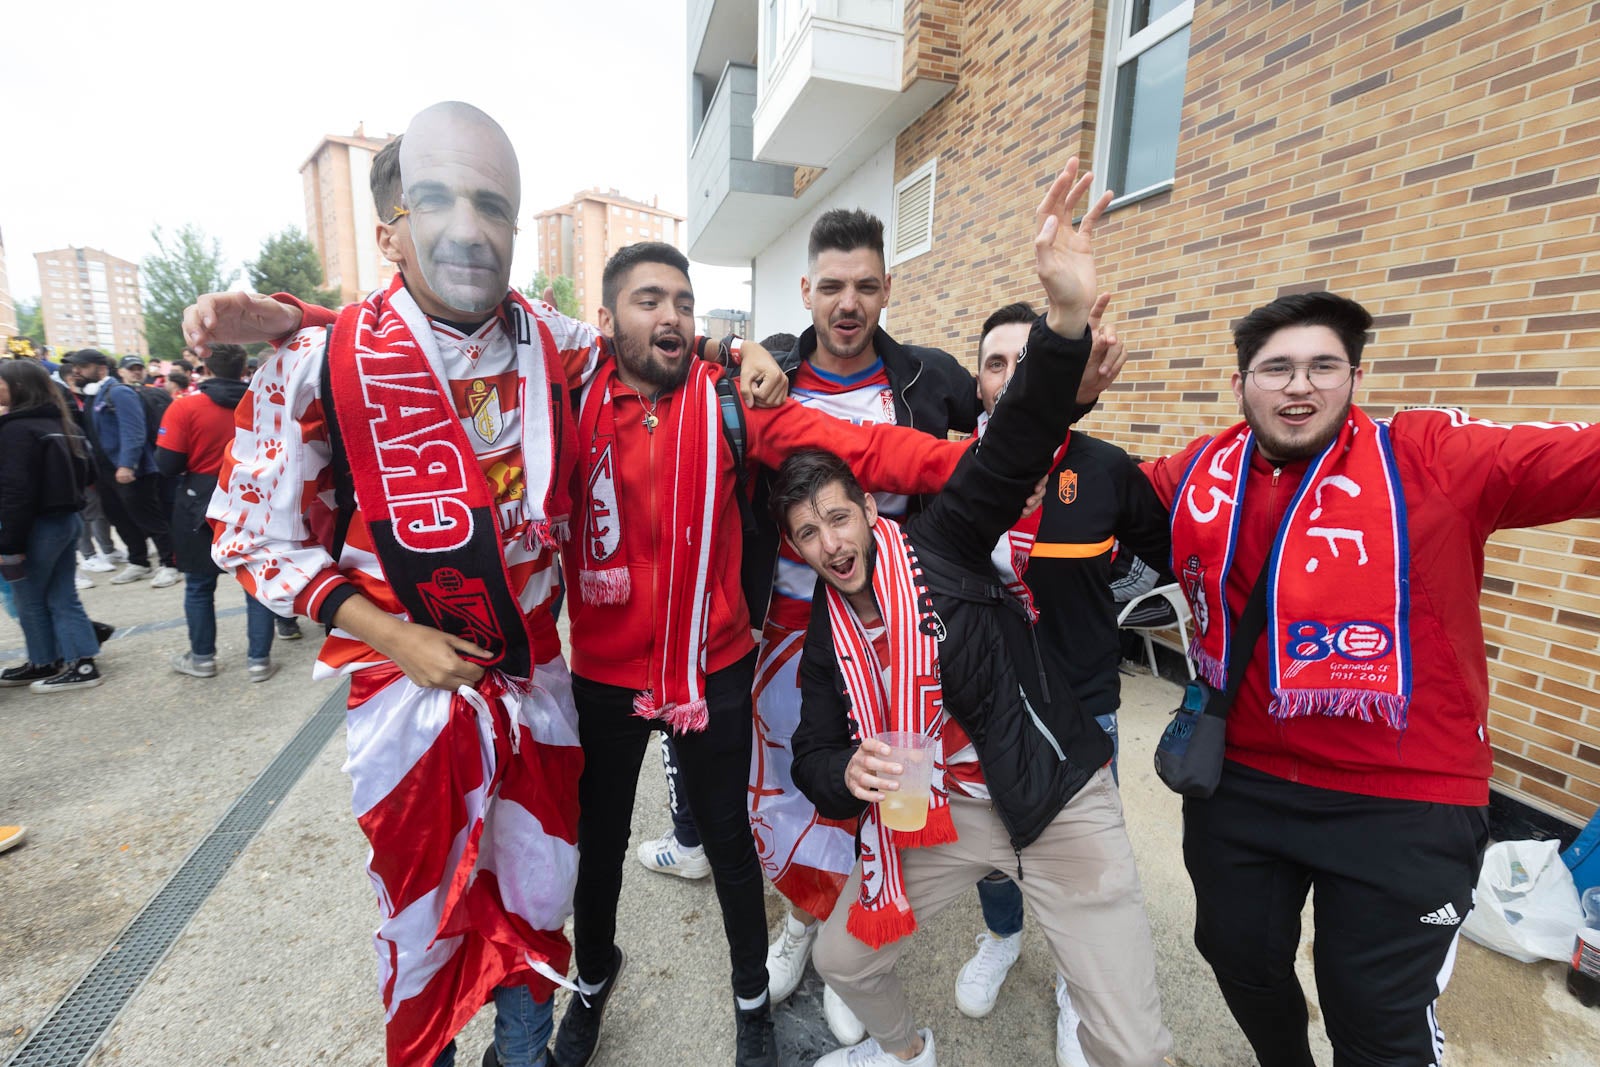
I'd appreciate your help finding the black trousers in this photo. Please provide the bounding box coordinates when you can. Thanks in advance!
[95,465,173,568]
[571,651,767,999]
[1183,762,1489,1067]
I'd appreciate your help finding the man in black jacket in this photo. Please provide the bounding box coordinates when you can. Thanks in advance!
[782,163,1170,1067]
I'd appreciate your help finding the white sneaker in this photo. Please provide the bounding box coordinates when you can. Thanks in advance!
[171,652,217,679]
[110,564,152,585]
[80,555,116,573]
[1055,974,1089,1067]
[814,1028,935,1067]
[108,549,128,563]
[247,658,279,683]
[823,983,866,1045]
[765,913,818,1003]
[635,827,711,880]
[953,931,1022,1018]
[75,574,95,590]
[149,566,181,589]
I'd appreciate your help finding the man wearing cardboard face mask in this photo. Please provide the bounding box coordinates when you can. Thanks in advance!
[207,102,589,1067]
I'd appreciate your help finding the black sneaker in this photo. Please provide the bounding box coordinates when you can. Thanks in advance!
[734,997,778,1067]
[30,658,102,693]
[92,621,115,645]
[552,947,625,1067]
[1,661,61,687]
[275,617,303,640]
[480,1044,552,1067]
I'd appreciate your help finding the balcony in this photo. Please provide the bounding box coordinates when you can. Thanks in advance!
[689,0,759,86]
[688,63,799,266]
[752,0,954,170]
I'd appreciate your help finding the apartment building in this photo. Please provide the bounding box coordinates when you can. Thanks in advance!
[34,246,148,357]
[687,0,1600,828]
[300,124,398,305]
[534,189,686,324]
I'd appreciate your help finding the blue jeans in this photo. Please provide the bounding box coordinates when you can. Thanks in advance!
[975,711,1122,937]
[12,512,99,664]
[183,570,274,660]
[432,985,553,1066]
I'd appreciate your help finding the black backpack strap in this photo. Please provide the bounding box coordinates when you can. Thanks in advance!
[1204,563,1272,718]
[318,325,357,565]
[715,375,757,534]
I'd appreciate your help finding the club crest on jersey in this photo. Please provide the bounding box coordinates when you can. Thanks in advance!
[466,379,504,444]
[418,567,505,658]
[1058,469,1079,504]
[878,388,895,423]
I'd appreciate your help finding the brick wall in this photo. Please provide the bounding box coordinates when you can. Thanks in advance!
[890,0,1600,824]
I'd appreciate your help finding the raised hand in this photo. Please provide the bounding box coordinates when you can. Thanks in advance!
[1077,292,1127,403]
[1033,158,1114,340]
[183,292,306,359]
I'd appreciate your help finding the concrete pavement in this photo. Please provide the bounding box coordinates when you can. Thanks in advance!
[3,574,1598,1065]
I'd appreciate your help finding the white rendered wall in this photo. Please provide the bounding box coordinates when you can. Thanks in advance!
[749,139,896,343]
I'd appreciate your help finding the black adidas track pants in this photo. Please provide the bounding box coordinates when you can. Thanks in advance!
[1183,762,1489,1067]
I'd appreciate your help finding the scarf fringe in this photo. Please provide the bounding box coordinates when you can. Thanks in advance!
[1191,644,1226,690]
[846,898,918,952]
[1271,689,1408,731]
[521,516,567,553]
[887,803,958,849]
[632,692,710,734]
[580,567,631,605]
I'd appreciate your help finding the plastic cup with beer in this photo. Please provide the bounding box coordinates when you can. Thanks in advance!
[875,730,938,832]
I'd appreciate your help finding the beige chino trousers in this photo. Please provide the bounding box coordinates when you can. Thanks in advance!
[813,768,1172,1066]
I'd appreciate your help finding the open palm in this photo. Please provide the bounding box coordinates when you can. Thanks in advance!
[1033,158,1113,339]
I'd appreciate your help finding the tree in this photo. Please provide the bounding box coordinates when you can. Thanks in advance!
[143,224,237,361]
[12,299,46,348]
[247,227,339,307]
[521,270,580,319]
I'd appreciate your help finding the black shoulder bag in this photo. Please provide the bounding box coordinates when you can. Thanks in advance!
[1153,565,1270,798]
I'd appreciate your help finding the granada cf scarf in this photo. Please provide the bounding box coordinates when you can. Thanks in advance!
[978,414,1070,624]
[574,359,721,732]
[327,279,571,680]
[1171,406,1411,729]
[825,517,957,949]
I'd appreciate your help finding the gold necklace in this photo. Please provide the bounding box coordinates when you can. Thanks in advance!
[642,394,661,432]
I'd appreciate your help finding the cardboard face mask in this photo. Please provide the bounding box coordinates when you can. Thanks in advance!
[397,103,521,317]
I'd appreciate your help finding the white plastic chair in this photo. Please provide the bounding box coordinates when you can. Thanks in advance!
[1116,582,1196,679]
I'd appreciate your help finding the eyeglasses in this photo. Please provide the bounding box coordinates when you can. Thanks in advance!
[1245,357,1353,391]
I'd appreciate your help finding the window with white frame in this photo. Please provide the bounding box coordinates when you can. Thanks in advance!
[1095,0,1193,203]
[889,159,937,266]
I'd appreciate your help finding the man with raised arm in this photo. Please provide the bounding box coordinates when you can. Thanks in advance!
[783,161,1171,1067]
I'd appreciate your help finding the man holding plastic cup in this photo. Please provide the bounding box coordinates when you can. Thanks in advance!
[782,160,1170,1067]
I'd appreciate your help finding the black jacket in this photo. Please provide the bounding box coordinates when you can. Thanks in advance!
[1023,433,1171,719]
[158,377,250,574]
[742,325,982,618]
[790,317,1114,858]
[0,405,94,555]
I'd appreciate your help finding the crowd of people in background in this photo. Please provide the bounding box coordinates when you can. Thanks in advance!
[0,342,302,698]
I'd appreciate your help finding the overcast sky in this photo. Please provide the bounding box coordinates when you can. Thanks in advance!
[1,0,750,316]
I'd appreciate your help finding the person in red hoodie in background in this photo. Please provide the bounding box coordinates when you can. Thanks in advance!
[1143,291,1600,1067]
[548,240,973,1067]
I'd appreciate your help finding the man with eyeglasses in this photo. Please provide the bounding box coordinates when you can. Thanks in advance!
[1143,291,1600,1067]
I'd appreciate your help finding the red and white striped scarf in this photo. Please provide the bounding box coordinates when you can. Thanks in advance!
[1172,407,1412,729]
[825,517,957,949]
[574,359,721,732]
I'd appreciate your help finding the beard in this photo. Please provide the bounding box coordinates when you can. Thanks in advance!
[1244,390,1355,462]
[613,319,692,394]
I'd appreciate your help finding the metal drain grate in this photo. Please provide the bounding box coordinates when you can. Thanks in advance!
[5,680,348,1067]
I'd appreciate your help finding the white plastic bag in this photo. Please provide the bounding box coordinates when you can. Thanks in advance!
[1462,839,1584,963]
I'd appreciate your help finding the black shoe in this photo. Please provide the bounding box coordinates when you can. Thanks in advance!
[734,997,778,1067]
[275,617,303,640]
[92,621,115,645]
[0,661,62,687]
[30,658,102,693]
[552,947,625,1067]
[481,1044,498,1067]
